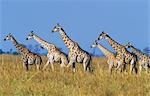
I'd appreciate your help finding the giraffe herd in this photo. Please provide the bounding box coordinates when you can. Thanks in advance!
[3,23,150,75]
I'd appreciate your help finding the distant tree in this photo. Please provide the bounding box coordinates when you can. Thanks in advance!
[12,51,19,55]
[27,44,41,54]
[6,51,10,54]
[143,47,150,55]
[9,48,13,54]
[0,49,5,54]
[33,44,41,54]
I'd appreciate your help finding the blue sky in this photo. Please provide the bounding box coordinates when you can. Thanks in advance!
[0,0,149,55]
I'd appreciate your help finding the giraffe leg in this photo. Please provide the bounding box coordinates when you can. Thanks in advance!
[83,55,92,72]
[87,60,92,72]
[115,61,122,73]
[144,63,149,74]
[60,56,67,68]
[24,61,29,71]
[22,57,28,71]
[60,63,65,68]
[66,61,72,68]
[67,58,75,68]
[22,57,26,69]
[72,62,76,73]
[67,60,76,72]
[83,58,89,72]
[108,63,113,74]
[59,56,66,73]
[35,58,41,71]
[36,64,40,71]
[121,63,127,74]
[42,60,50,70]
[129,64,134,74]
[50,61,54,72]
[83,62,86,72]
[129,59,135,74]
[139,65,142,75]
[107,60,112,74]
[43,55,54,71]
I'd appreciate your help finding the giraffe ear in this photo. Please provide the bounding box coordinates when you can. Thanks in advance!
[9,33,11,35]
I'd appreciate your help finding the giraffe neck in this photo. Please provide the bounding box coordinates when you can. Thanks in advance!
[11,36,27,55]
[59,28,76,50]
[105,35,123,52]
[130,46,147,58]
[97,44,114,58]
[32,34,55,50]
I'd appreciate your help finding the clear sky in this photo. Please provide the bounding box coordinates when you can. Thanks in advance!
[0,0,149,55]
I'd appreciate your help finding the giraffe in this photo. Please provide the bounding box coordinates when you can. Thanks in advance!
[91,40,118,73]
[4,33,42,71]
[125,42,150,74]
[26,31,68,71]
[52,23,92,72]
[97,32,137,74]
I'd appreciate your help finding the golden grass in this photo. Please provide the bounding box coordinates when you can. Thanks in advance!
[0,55,150,96]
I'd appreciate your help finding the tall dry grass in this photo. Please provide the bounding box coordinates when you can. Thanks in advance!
[0,55,150,96]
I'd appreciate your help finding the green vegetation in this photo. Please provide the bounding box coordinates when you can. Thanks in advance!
[0,55,150,96]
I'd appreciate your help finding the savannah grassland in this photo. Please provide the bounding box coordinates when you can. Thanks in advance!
[0,55,150,96]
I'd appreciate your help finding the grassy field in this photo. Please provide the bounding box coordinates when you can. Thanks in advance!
[0,55,150,96]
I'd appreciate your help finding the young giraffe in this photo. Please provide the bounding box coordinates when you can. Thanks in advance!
[91,40,118,73]
[52,23,92,72]
[97,32,137,74]
[125,42,150,74]
[26,31,68,71]
[4,33,42,71]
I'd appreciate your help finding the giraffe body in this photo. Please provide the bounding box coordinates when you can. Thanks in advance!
[26,31,68,71]
[98,32,137,74]
[4,34,42,71]
[125,42,150,74]
[91,40,118,73]
[52,24,92,72]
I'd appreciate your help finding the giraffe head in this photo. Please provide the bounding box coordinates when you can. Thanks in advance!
[125,42,133,49]
[97,31,109,40]
[90,40,98,48]
[4,33,14,41]
[52,23,62,33]
[26,31,34,40]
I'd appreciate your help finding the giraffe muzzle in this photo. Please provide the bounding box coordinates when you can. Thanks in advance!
[4,38,6,41]
[26,38,28,40]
